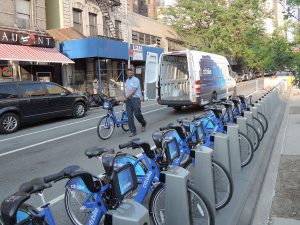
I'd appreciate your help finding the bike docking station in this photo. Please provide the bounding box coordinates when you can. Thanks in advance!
[104,199,150,225]
[225,124,242,178]
[191,145,216,216]
[212,132,231,173]
[160,166,192,225]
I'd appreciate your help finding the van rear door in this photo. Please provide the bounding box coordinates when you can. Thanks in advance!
[144,52,159,100]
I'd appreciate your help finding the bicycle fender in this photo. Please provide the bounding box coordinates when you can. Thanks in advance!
[66,177,90,193]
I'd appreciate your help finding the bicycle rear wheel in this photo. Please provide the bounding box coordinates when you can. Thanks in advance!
[184,159,233,210]
[149,183,215,225]
[257,112,268,133]
[97,115,115,140]
[246,123,260,151]
[238,131,254,167]
[253,117,264,141]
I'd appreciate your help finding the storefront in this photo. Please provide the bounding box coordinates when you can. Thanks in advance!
[61,36,163,96]
[0,28,74,83]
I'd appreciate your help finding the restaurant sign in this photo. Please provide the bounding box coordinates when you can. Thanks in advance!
[0,29,55,48]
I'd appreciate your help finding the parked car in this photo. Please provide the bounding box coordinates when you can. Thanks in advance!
[0,81,89,134]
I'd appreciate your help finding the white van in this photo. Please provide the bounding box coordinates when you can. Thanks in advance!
[144,50,236,109]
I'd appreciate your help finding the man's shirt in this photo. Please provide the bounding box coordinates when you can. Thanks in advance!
[125,76,142,98]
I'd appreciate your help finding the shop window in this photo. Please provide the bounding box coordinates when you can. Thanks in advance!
[73,8,83,33]
[16,0,30,29]
[0,84,18,99]
[151,36,157,45]
[89,13,98,36]
[19,83,47,97]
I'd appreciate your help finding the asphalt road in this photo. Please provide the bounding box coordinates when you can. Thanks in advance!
[0,78,265,224]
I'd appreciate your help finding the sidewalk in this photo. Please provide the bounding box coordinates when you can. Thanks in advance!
[252,87,300,225]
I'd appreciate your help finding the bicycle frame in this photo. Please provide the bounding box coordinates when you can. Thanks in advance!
[104,104,127,128]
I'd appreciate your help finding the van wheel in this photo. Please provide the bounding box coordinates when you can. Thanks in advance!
[0,113,20,134]
[73,102,86,118]
[173,106,182,111]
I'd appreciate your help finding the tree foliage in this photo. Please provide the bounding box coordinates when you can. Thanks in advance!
[164,0,296,73]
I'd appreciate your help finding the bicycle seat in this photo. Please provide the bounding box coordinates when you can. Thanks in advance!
[238,95,245,99]
[231,96,240,103]
[85,147,115,159]
[152,131,163,148]
[19,177,52,194]
[1,191,30,225]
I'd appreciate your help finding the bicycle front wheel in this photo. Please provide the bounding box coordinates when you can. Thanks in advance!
[246,123,260,151]
[238,131,254,167]
[253,117,264,140]
[65,188,97,225]
[184,159,233,210]
[149,183,215,225]
[121,112,129,131]
[97,115,115,140]
[257,112,268,133]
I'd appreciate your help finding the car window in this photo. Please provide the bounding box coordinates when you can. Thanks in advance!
[0,84,18,99]
[19,83,47,98]
[45,83,65,95]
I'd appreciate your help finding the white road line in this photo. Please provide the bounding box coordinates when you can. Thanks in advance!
[0,106,168,158]
[0,102,159,143]
[246,90,259,98]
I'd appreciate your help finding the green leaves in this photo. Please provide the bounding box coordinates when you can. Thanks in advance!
[164,0,297,73]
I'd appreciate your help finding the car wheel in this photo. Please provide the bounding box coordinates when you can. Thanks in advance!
[0,112,20,134]
[73,102,86,118]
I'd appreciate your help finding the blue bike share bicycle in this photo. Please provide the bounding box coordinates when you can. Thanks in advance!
[111,118,233,211]
[65,139,215,225]
[97,98,129,140]
[1,161,139,225]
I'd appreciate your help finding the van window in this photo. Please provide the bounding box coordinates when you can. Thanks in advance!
[0,84,18,99]
[19,83,47,97]
[45,83,65,95]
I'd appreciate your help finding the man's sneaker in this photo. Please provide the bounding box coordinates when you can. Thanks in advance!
[141,126,146,132]
[129,132,136,137]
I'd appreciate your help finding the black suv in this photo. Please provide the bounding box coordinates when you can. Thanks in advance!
[0,82,89,134]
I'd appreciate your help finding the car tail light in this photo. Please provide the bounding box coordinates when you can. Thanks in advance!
[195,80,200,96]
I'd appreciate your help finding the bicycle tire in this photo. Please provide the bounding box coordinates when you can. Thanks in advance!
[253,117,264,141]
[246,123,260,151]
[97,115,115,140]
[149,183,215,225]
[65,188,94,225]
[185,159,233,210]
[257,112,268,133]
[121,113,129,131]
[238,131,254,167]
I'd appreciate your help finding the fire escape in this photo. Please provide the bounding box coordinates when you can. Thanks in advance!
[95,0,122,39]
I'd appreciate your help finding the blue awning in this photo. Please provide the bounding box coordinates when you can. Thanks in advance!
[60,37,164,61]
[61,37,128,60]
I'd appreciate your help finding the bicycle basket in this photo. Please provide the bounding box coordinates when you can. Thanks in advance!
[103,100,110,109]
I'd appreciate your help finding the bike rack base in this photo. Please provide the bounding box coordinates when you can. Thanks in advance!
[161,166,191,225]
[104,199,150,225]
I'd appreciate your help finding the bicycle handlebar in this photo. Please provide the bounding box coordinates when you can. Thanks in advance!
[119,141,133,149]
[119,139,155,159]
[159,124,172,131]
[44,165,80,183]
